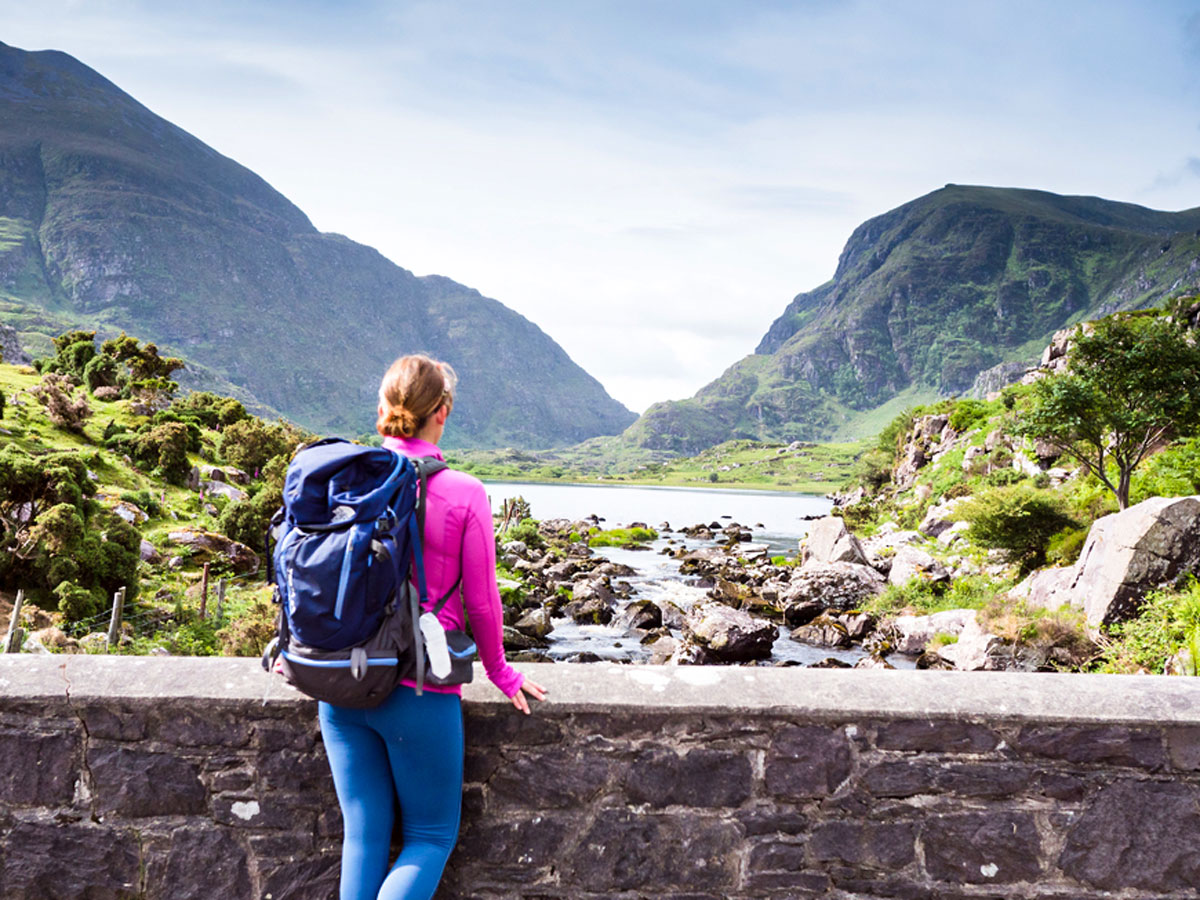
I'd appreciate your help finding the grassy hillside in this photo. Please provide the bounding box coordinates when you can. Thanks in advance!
[0,353,285,657]
[450,437,862,494]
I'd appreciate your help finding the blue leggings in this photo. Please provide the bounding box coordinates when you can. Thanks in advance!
[319,687,464,900]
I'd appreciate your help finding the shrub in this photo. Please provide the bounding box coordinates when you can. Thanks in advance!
[130,422,192,485]
[219,418,305,473]
[948,398,995,433]
[171,391,249,429]
[958,484,1078,570]
[82,353,120,393]
[30,373,93,433]
[217,596,277,656]
[54,581,106,622]
[500,517,544,550]
[93,386,121,402]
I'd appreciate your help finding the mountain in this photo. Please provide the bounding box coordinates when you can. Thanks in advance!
[0,42,635,447]
[626,185,1200,453]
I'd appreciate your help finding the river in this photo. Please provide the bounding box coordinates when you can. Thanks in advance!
[482,481,873,666]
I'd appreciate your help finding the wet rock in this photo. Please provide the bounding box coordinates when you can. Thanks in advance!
[800,516,870,567]
[613,599,662,631]
[708,577,755,607]
[512,608,554,639]
[503,626,549,651]
[593,561,636,578]
[809,657,852,669]
[782,562,885,612]
[782,599,824,629]
[683,602,778,662]
[648,635,679,664]
[562,579,616,625]
[854,654,894,669]
[791,615,852,649]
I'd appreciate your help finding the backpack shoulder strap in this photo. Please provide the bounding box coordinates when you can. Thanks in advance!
[410,456,448,539]
[408,456,466,617]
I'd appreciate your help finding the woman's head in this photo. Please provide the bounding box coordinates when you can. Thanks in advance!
[376,354,458,439]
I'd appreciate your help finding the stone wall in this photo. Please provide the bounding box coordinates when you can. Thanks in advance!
[3,657,1200,899]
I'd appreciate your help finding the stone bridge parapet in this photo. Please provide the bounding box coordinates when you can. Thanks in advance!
[2,657,1200,898]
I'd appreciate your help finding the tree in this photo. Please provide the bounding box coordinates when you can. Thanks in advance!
[1018,311,1200,509]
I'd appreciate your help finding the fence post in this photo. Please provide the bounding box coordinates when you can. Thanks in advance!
[199,563,210,619]
[4,589,25,653]
[215,578,227,621]
[106,587,126,650]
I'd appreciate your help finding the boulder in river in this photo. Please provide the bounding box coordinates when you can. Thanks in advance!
[790,614,852,649]
[683,602,778,662]
[513,608,554,639]
[800,516,870,567]
[562,578,616,625]
[613,599,663,631]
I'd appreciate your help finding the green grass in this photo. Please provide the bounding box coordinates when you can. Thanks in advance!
[587,526,658,548]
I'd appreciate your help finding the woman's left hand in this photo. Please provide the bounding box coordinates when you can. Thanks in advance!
[510,678,547,715]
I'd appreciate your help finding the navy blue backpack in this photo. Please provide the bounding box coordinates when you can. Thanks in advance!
[262,438,474,706]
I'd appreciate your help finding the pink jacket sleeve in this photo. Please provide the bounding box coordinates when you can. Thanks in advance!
[461,481,525,698]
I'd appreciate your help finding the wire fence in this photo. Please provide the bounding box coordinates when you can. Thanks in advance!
[38,566,272,645]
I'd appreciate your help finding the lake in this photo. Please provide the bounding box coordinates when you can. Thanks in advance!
[483,481,833,551]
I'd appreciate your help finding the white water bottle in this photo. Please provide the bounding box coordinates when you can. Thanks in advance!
[419,612,452,679]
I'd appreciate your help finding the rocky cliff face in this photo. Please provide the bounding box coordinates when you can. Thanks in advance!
[0,42,634,446]
[626,185,1200,453]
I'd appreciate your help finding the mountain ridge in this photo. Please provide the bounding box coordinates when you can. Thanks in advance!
[626,184,1200,453]
[0,41,635,447]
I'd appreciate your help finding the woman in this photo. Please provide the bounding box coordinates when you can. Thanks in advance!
[318,354,547,900]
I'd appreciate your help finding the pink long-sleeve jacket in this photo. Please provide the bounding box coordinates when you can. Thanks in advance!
[384,436,525,698]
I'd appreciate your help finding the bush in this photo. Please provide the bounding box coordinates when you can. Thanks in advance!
[93,386,121,402]
[54,581,106,622]
[171,391,249,429]
[958,484,1078,570]
[948,398,995,433]
[219,418,305,473]
[30,373,93,433]
[500,518,544,550]
[130,422,192,485]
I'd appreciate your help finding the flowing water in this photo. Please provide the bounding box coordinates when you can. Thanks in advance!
[483,481,872,666]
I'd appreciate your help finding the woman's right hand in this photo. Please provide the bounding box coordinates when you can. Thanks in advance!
[510,678,547,715]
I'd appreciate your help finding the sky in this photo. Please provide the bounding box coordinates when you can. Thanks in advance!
[4,0,1200,413]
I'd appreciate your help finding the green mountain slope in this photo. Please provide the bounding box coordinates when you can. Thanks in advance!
[0,42,635,447]
[627,185,1200,453]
